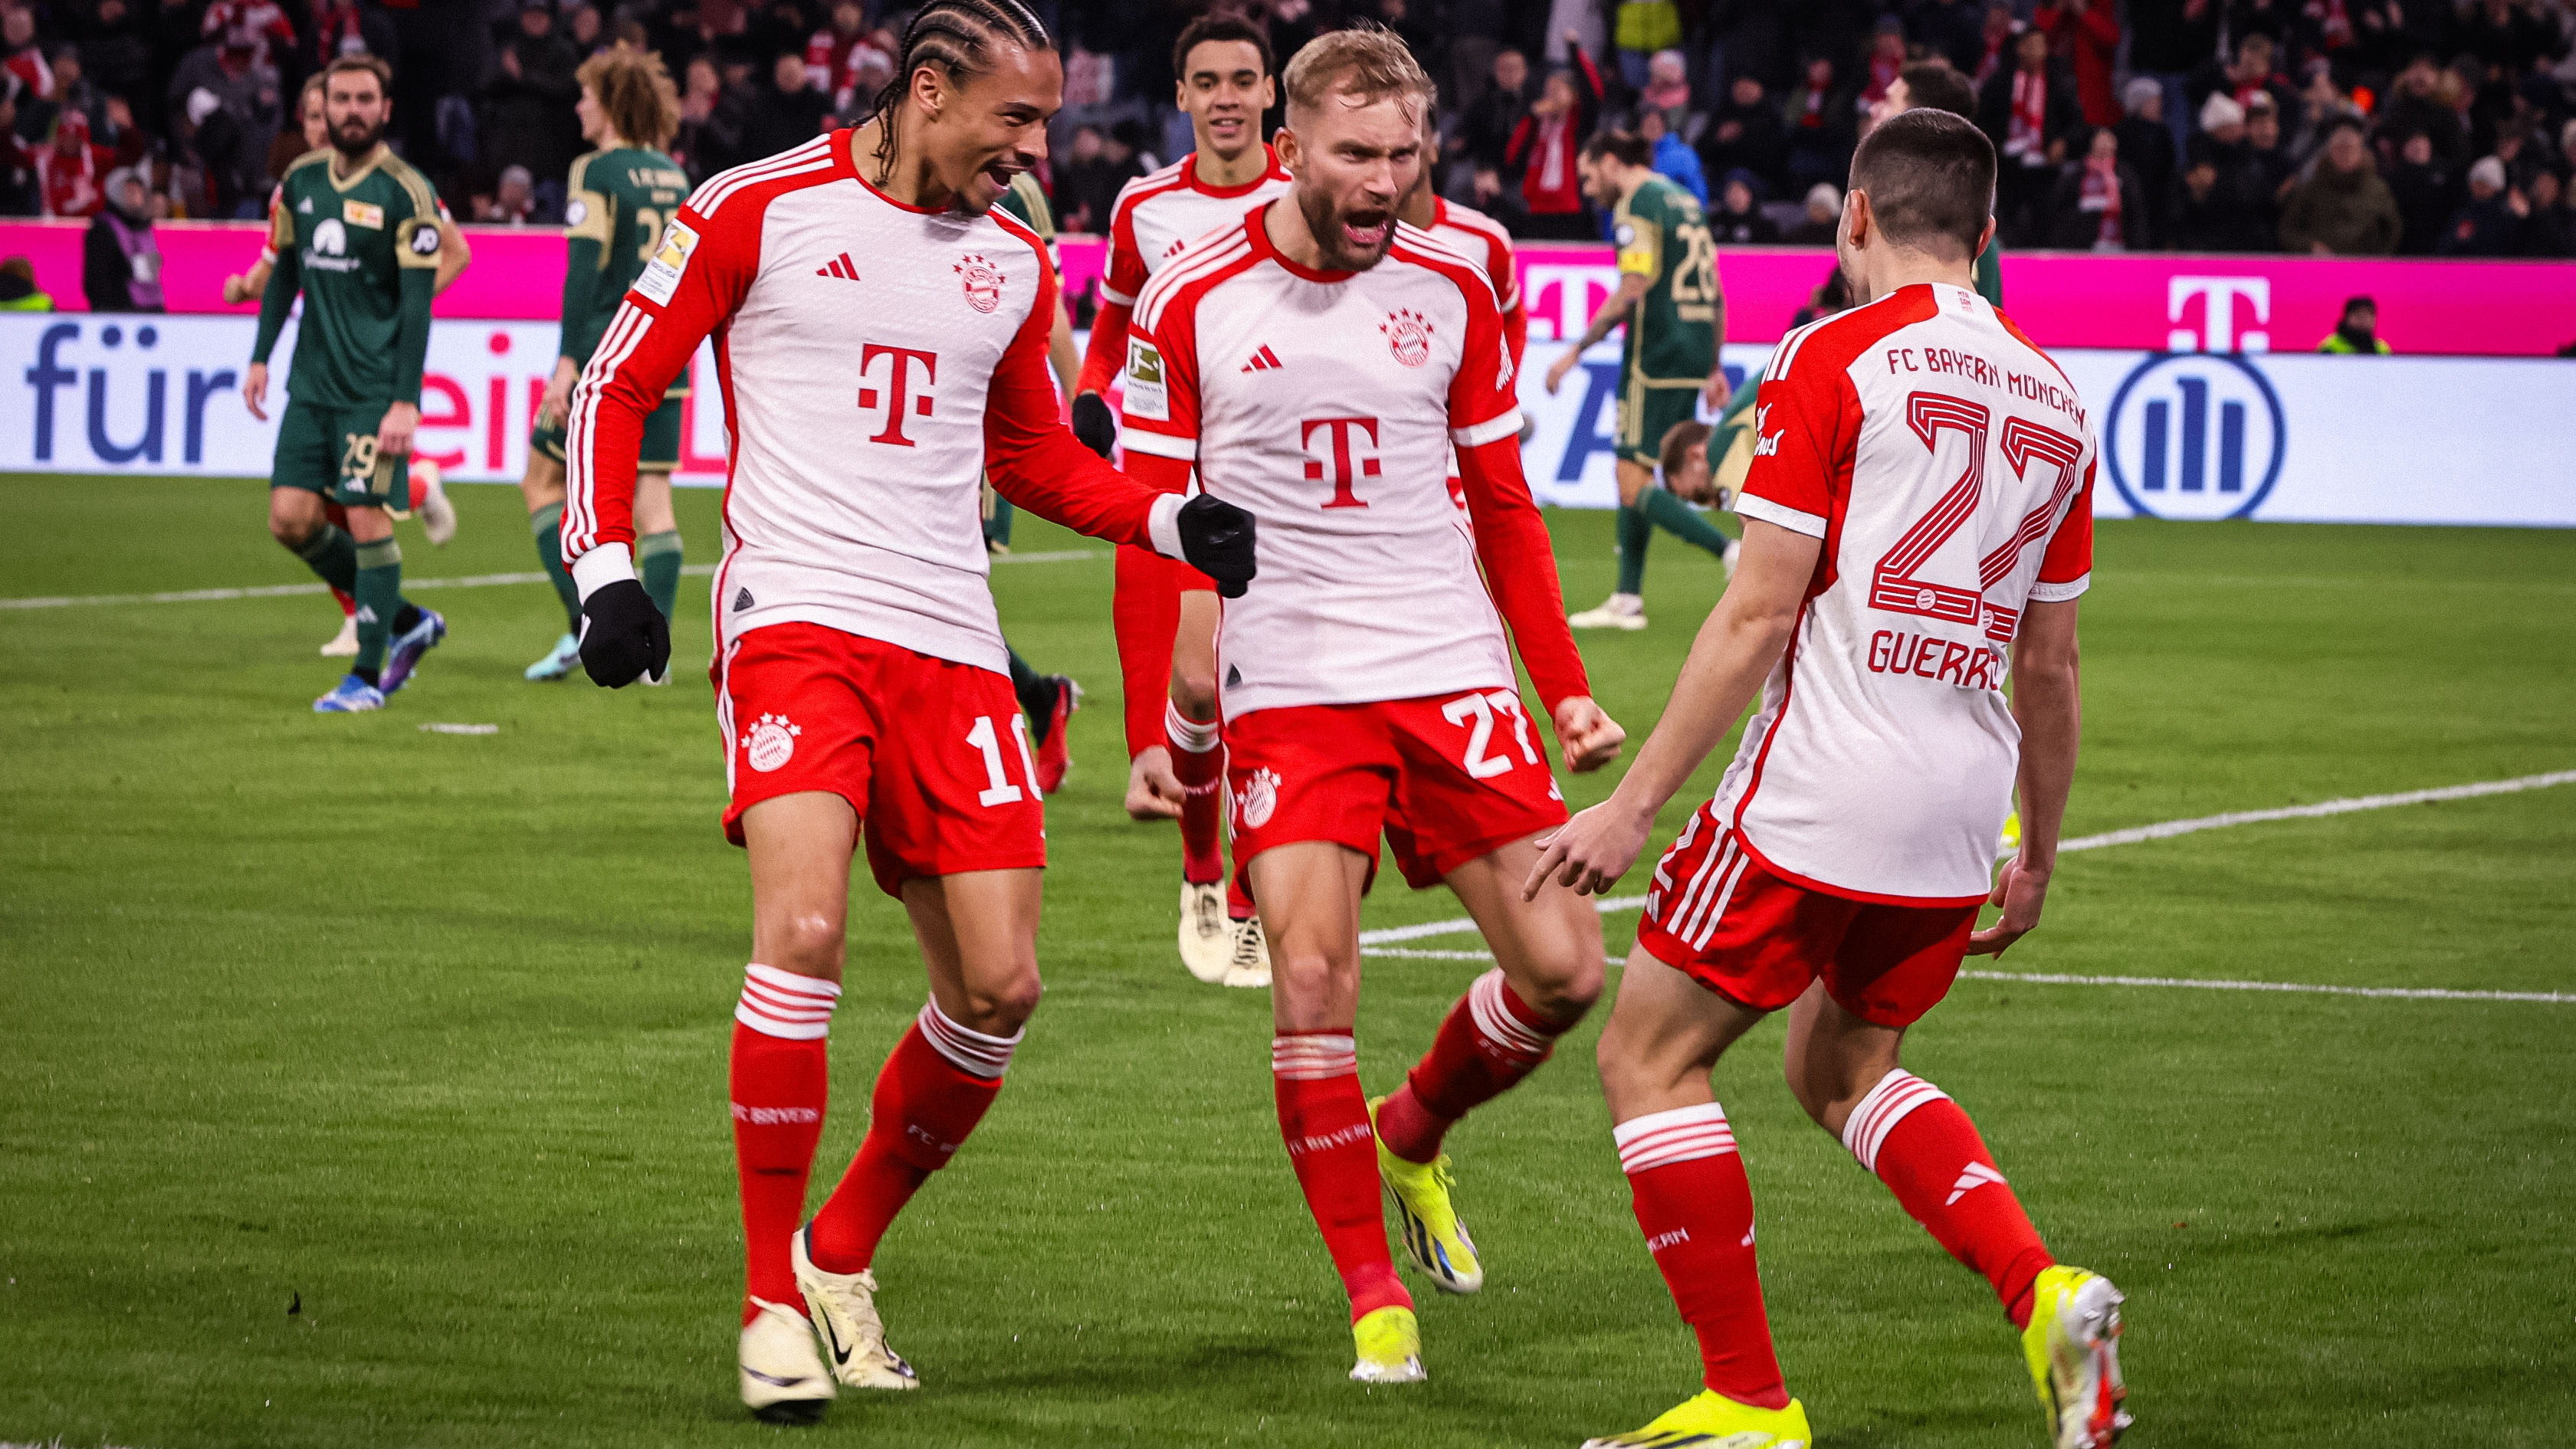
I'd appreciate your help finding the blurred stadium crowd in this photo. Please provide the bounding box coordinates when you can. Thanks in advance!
[3,0,2574,264]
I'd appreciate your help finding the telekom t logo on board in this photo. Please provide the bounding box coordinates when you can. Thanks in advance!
[2167,277,2271,353]
[1301,415,1380,509]
[857,344,937,446]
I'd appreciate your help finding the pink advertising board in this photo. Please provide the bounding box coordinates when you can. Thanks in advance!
[5,218,2568,356]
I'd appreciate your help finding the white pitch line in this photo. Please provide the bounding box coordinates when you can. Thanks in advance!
[0,549,1104,611]
[1357,769,2576,1002]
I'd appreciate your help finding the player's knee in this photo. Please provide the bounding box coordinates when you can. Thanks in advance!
[1268,945,1356,1007]
[768,911,847,978]
[958,965,1043,1036]
[1519,959,1603,1023]
[267,506,317,549]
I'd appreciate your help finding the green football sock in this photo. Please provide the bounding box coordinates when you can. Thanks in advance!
[353,536,402,684]
[1006,644,1057,744]
[290,521,359,594]
[530,503,582,633]
[985,494,1016,550]
[1639,485,1734,558]
[639,529,684,623]
[1614,503,1652,596]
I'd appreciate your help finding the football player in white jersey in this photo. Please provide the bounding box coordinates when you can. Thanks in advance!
[1072,13,1294,986]
[1122,28,1624,1386]
[560,0,1257,1423]
[1531,110,2128,1449]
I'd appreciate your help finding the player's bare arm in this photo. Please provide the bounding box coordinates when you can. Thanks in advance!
[1524,516,1821,900]
[1543,271,1646,395]
[433,218,472,293]
[1970,597,2079,956]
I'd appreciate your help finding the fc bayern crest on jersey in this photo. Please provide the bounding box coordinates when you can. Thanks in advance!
[740,713,802,773]
[954,253,1004,313]
[1240,768,1281,829]
[1381,308,1432,366]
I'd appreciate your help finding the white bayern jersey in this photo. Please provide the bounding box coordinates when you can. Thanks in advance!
[560,133,1179,676]
[1715,282,2098,903]
[1121,215,1590,719]
[1097,146,1295,307]
[1421,197,1522,326]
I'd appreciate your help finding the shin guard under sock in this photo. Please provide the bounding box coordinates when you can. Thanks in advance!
[1273,1033,1410,1322]
[1377,969,1573,1164]
[730,964,837,1322]
[1617,1102,1790,1408]
[1844,1070,2055,1328]
[639,528,684,622]
[292,522,359,595]
[1168,702,1226,887]
[805,1002,1017,1274]
[1614,504,1652,595]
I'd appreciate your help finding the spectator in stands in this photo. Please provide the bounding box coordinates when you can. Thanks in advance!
[1696,74,1784,193]
[1637,104,1705,204]
[1640,47,1693,127]
[1860,18,1908,112]
[1613,0,1682,90]
[1787,180,1839,244]
[2034,0,2120,126]
[1506,34,1605,240]
[2181,92,2277,249]
[1969,2,2016,86]
[164,25,278,213]
[2440,154,2525,253]
[1981,25,2078,242]
[2316,294,2391,352]
[2387,129,2461,254]
[671,51,741,182]
[2279,116,2402,254]
[2114,74,2176,242]
[2376,54,2466,165]
[484,0,583,186]
[3,5,52,111]
[71,0,153,126]
[803,0,878,113]
[38,106,113,215]
[1781,53,1857,192]
[2243,91,2298,212]
[480,162,539,223]
[2044,123,2145,248]
[1906,0,1987,75]
[1055,123,1124,235]
[2521,168,2574,257]
[2192,31,2294,127]
[197,0,294,77]
[1459,45,1534,186]
[740,48,827,160]
[82,163,162,310]
[1709,167,1777,242]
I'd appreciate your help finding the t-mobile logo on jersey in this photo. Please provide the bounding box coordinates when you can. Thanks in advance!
[1300,416,1380,510]
[856,344,937,446]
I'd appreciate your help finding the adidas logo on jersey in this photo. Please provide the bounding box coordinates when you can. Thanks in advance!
[297,197,313,213]
[733,587,755,612]
[1946,1161,2008,1206]
[1241,345,1282,373]
[815,252,860,280]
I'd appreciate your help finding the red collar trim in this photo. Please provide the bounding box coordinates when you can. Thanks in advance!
[841,129,947,215]
[1245,204,1354,284]
[1190,144,1286,198]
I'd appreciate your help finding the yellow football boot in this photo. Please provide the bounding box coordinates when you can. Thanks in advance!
[2001,811,2023,854]
[1349,1304,1425,1384]
[1580,1388,1813,1447]
[1368,1096,1484,1293]
[2021,1264,2131,1448]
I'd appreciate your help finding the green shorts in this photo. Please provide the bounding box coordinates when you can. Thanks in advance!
[1616,376,1705,470]
[532,389,685,469]
[272,398,409,509]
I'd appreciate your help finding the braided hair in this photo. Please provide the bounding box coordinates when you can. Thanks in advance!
[867,0,1052,184]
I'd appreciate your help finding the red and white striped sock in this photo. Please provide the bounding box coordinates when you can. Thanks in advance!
[730,964,837,1324]
[1616,1101,1790,1409]
[1377,968,1572,1163]
[1273,1032,1411,1323]
[1167,702,1226,887]
[803,1000,1017,1274]
[1844,1070,2054,1329]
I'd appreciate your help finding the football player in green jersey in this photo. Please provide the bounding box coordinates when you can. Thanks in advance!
[522,48,693,683]
[1544,130,1736,632]
[245,53,449,713]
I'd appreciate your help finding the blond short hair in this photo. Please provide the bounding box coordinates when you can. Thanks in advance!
[1281,25,1429,121]
[578,47,681,152]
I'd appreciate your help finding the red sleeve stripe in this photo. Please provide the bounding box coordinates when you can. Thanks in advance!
[561,300,659,553]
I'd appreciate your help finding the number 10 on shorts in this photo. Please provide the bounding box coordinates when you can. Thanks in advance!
[966,713,1040,806]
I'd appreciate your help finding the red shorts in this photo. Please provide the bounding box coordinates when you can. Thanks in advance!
[1634,805,1977,1027]
[1226,690,1567,893]
[716,622,1046,897]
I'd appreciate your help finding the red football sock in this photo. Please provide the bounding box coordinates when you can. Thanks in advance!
[332,586,356,618]
[1111,545,1180,759]
[1844,1070,2054,1329]
[1616,1102,1790,1409]
[729,964,837,1324]
[1226,858,1256,922]
[1167,702,1226,886]
[1377,968,1573,1164]
[1273,1033,1411,1323]
[805,1002,1018,1275]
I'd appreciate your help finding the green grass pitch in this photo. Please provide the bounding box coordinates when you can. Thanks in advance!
[2,473,2572,1448]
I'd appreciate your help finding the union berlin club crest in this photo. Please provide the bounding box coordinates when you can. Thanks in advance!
[1380,307,1432,366]
[954,254,1004,313]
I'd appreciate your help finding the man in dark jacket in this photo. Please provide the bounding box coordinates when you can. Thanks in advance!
[737,49,829,160]
[2439,155,2522,254]
[1696,73,1784,192]
[2112,75,2174,245]
[2385,129,2459,252]
[2279,119,2401,254]
[1980,26,2079,243]
[481,0,582,184]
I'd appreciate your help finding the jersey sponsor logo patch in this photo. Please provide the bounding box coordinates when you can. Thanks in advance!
[312,218,348,256]
[954,252,1003,313]
[297,196,312,212]
[1124,339,1168,421]
[342,199,384,228]
[635,218,697,306]
[406,221,441,257]
[1380,307,1432,367]
[563,197,587,226]
[740,712,801,773]
[1239,767,1280,829]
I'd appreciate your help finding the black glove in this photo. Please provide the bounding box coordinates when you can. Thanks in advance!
[1176,493,1257,599]
[579,577,671,688]
[1071,390,1117,459]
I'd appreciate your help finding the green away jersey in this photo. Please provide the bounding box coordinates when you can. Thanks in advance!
[993,171,1059,267]
[560,145,690,369]
[253,146,439,408]
[1613,173,1720,385]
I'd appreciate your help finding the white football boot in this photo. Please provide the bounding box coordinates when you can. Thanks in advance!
[1178,880,1232,984]
[320,615,359,657]
[1221,914,1272,988]
[792,1228,920,1391]
[415,461,458,546]
[738,1297,834,1424]
[1567,593,1647,631]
